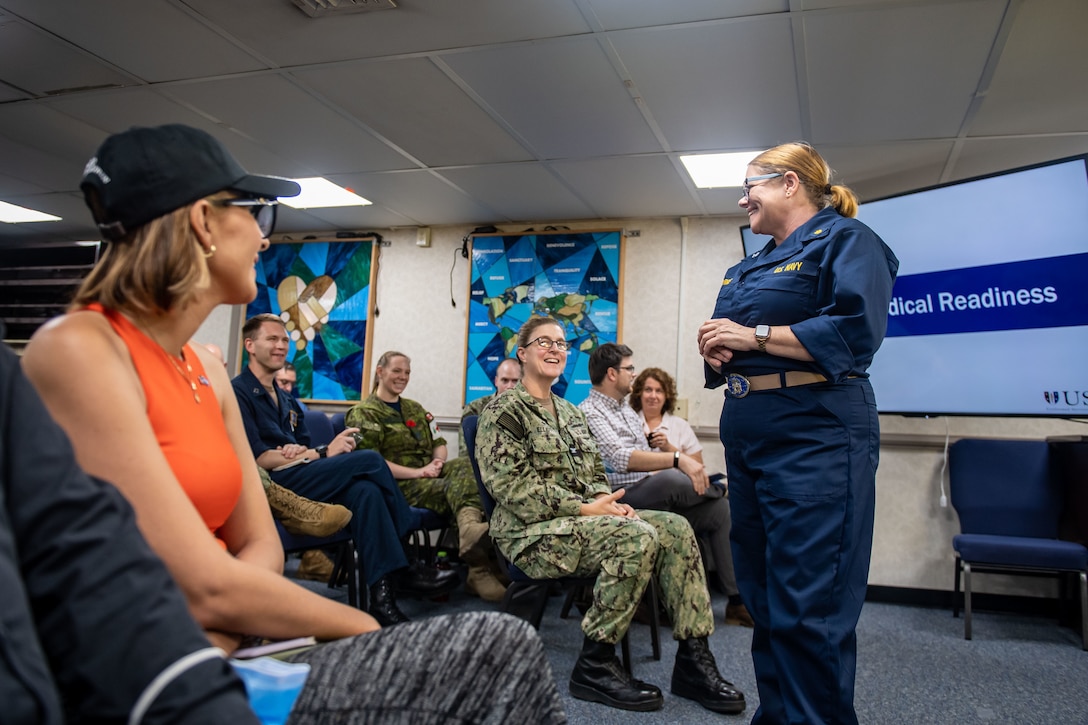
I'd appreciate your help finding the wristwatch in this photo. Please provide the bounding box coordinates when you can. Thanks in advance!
[755,324,771,352]
[673,451,680,468]
[315,445,329,458]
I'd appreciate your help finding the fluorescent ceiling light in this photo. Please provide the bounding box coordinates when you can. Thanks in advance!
[0,201,62,223]
[280,177,372,209]
[680,151,761,189]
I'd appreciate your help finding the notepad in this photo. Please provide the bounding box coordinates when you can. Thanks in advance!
[232,636,318,660]
[272,457,311,472]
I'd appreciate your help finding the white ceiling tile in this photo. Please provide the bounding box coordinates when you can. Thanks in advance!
[275,204,417,235]
[326,169,499,226]
[183,0,592,69]
[970,0,1088,136]
[0,21,134,95]
[442,163,596,222]
[163,75,413,174]
[952,137,1088,181]
[442,36,663,159]
[292,59,531,167]
[610,16,802,151]
[550,156,702,218]
[584,0,788,29]
[0,0,267,82]
[805,0,1007,143]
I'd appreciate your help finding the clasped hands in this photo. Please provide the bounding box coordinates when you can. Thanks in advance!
[697,317,754,368]
[581,489,639,520]
[418,458,444,479]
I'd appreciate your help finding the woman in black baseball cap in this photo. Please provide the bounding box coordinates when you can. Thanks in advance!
[23,124,566,724]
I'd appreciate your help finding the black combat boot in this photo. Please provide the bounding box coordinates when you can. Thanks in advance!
[569,636,664,712]
[671,637,746,714]
[367,575,410,627]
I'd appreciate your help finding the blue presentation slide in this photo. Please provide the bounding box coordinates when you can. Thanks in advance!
[863,159,1088,415]
[742,158,1088,416]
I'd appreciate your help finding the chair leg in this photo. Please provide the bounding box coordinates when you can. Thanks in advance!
[963,561,973,641]
[620,632,632,675]
[330,542,360,609]
[952,557,961,619]
[1079,571,1087,651]
[648,579,661,661]
[559,585,583,620]
[502,582,551,629]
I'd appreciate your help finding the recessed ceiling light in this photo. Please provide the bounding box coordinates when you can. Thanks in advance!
[0,201,61,223]
[279,177,372,209]
[680,152,761,189]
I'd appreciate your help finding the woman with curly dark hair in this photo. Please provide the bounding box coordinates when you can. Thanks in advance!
[630,367,702,462]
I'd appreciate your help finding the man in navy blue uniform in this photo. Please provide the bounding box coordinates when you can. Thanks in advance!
[231,314,456,626]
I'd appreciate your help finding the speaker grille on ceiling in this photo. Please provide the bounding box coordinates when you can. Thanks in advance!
[291,0,397,18]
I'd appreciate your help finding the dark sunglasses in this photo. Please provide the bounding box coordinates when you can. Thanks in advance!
[213,196,279,238]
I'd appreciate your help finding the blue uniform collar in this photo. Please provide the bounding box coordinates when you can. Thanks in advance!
[238,366,293,417]
[745,206,842,270]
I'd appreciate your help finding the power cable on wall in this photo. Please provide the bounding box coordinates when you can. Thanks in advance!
[451,226,499,308]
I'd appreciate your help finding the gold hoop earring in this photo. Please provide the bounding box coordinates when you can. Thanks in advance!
[202,245,217,259]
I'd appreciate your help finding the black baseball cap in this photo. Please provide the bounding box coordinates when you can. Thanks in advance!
[80,123,301,240]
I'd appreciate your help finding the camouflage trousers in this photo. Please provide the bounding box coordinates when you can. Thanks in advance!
[396,456,482,516]
[509,509,714,644]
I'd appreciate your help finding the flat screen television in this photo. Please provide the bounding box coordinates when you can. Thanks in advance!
[740,154,1088,417]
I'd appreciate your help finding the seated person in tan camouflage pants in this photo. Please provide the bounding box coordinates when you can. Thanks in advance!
[347,351,506,601]
[476,316,746,715]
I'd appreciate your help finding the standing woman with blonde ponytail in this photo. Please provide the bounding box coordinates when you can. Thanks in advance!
[697,142,899,724]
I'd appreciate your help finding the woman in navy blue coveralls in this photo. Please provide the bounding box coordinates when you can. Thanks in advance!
[698,143,898,724]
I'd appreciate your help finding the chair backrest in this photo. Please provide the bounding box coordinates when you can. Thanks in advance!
[949,438,1059,538]
[304,410,336,447]
[330,412,346,437]
[461,415,497,519]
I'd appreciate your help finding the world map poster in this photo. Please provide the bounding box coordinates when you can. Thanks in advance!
[247,240,377,402]
[466,230,623,406]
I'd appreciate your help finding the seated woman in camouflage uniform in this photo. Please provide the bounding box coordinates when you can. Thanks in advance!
[475,316,746,715]
[346,351,506,601]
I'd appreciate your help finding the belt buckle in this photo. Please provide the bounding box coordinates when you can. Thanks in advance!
[726,373,751,399]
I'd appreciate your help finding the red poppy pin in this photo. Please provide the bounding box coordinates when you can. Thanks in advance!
[406,420,417,428]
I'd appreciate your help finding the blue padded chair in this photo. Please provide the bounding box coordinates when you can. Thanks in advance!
[330,412,346,437]
[276,521,360,607]
[949,438,1088,648]
[303,409,336,447]
[462,415,661,669]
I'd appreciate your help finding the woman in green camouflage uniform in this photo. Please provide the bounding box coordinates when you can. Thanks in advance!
[346,351,505,601]
[476,317,746,715]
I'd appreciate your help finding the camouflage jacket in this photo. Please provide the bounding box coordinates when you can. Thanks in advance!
[458,393,495,453]
[345,393,446,468]
[476,383,611,558]
[461,393,492,422]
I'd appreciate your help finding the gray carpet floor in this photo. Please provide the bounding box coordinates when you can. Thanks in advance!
[291,560,1088,724]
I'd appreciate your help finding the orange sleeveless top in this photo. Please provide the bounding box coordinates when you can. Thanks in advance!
[88,304,242,548]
